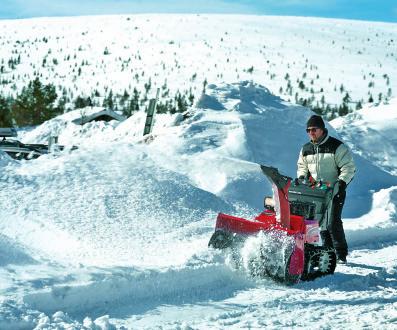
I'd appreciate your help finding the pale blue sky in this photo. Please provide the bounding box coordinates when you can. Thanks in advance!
[1,0,396,23]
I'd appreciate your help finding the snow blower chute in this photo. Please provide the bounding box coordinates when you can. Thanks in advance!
[208,165,337,284]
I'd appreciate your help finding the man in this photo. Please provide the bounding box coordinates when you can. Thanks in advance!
[297,115,355,263]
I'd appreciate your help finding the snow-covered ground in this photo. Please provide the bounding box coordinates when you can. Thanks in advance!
[1,81,397,329]
[0,14,396,111]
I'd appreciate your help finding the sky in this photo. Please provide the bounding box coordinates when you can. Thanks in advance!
[0,0,396,23]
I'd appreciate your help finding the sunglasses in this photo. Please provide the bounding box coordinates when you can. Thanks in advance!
[306,127,320,133]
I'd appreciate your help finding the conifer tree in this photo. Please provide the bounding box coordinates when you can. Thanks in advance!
[175,92,188,113]
[123,88,140,117]
[74,96,92,109]
[12,78,59,126]
[103,90,114,109]
[120,90,130,107]
[0,95,13,126]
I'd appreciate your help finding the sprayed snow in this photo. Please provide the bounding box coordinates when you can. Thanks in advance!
[239,231,295,279]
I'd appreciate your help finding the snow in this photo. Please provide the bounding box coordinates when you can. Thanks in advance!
[1,14,396,111]
[1,79,397,329]
[1,15,397,330]
[332,98,397,176]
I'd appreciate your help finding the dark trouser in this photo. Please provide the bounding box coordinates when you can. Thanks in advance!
[320,191,348,259]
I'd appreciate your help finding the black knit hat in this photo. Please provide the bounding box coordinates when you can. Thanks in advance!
[306,115,325,129]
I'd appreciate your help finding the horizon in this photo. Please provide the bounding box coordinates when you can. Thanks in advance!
[1,0,396,23]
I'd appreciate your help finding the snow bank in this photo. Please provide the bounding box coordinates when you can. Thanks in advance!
[331,98,397,176]
[0,235,36,267]
[0,143,233,267]
[171,82,397,217]
[22,260,250,317]
[0,150,18,167]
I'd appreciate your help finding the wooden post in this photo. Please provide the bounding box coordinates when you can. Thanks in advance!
[48,135,59,153]
[143,88,159,136]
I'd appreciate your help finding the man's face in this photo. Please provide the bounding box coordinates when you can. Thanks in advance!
[306,127,324,142]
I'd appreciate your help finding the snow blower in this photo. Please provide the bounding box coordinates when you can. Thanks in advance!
[208,165,337,284]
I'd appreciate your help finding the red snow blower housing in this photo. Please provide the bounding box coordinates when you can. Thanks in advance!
[208,165,337,284]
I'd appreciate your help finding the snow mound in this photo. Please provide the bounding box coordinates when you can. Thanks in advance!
[19,82,397,215]
[19,107,181,150]
[0,235,37,267]
[22,261,249,318]
[197,81,287,113]
[180,82,397,216]
[346,186,397,247]
[0,143,233,267]
[331,98,397,176]
[19,107,122,146]
[0,150,18,167]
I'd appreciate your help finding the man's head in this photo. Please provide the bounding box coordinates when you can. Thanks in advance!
[306,115,325,143]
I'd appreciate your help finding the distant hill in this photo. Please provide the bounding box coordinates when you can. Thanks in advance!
[0,14,396,120]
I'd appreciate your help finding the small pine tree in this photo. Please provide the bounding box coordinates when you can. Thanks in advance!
[156,100,171,114]
[123,99,135,117]
[123,88,140,117]
[56,95,68,113]
[144,78,152,94]
[120,90,130,107]
[175,92,188,113]
[74,96,93,109]
[0,95,13,126]
[188,88,194,106]
[74,96,86,109]
[342,92,351,104]
[103,90,114,109]
[338,104,349,117]
[202,79,208,94]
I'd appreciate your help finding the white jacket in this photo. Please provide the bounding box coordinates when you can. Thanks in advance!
[297,132,355,185]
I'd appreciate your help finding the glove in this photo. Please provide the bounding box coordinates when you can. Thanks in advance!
[338,180,346,193]
[295,175,306,186]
